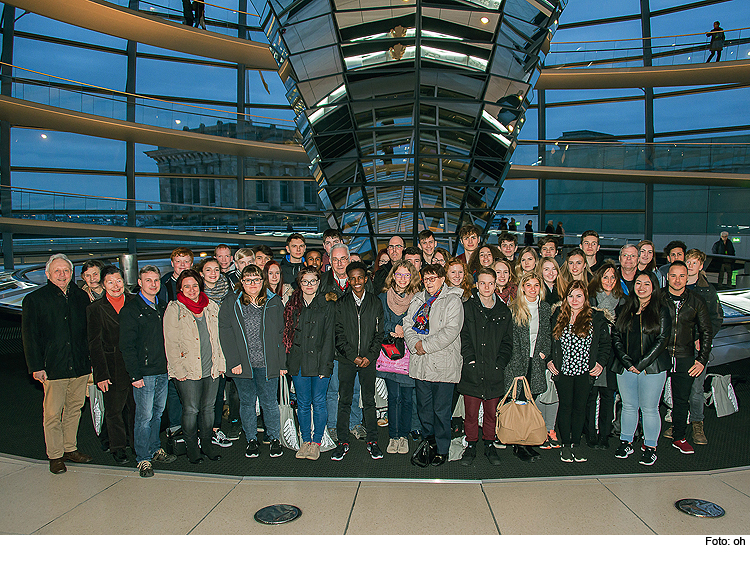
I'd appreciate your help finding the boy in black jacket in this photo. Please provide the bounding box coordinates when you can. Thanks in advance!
[331,262,385,461]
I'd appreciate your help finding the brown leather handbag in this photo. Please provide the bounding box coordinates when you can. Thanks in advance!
[496,376,547,446]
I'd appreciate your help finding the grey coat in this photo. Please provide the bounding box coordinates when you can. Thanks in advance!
[503,299,552,395]
[404,284,464,384]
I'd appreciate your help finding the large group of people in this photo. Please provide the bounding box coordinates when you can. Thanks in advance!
[22,226,725,476]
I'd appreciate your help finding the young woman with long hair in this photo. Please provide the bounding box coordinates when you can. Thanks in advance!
[557,248,591,297]
[432,247,451,268]
[374,248,390,271]
[540,257,561,305]
[611,272,671,466]
[548,280,611,463]
[445,258,473,302]
[377,260,421,455]
[636,240,664,286]
[504,271,551,462]
[515,246,539,279]
[263,260,293,305]
[283,266,336,460]
[197,257,230,304]
[584,261,624,449]
[492,258,517,304]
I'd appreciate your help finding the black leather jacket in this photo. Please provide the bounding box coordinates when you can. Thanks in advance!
[611,304,672,374]
[662,289,712,365]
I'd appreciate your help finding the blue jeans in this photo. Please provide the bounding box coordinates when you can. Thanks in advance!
[415,380,454,455]
[326,360,362,430]
[385,378,413,439]
[233,367,281,442]
[618,369,667,448]
[292,374,329,443]
[166,378,182,431]
[174,376,220,461]
[132,373,168,463]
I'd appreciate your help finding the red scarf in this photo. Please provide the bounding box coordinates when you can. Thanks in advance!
[177,291,210,315]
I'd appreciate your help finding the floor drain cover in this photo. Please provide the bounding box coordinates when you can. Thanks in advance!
[254,504,302,525]
[675,499,725,518]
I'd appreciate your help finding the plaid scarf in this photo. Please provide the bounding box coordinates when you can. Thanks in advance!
[412,288,441,335]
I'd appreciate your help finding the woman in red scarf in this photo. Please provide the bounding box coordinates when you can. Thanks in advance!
[164,270,226,464]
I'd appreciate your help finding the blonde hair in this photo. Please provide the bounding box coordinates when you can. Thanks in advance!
[510,272,545,327]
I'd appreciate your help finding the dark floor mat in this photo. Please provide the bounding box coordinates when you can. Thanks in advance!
[2,349,748,480]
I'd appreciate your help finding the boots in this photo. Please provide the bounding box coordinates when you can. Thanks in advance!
[692,421,708,445]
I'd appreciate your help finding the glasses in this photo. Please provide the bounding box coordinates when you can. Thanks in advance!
[423,276,440,283]
[300,279,319,286]
[242,278,263,285]
[394,272,411,279]
[331,257,348,263]
[622,253,637,259]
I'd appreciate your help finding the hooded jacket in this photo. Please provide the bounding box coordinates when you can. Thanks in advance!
[285,291,336,377]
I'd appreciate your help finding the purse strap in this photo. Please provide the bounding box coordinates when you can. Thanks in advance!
[279,375,290,407]
[498,376,520,407]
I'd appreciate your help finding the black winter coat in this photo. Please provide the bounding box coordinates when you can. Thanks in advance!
[22,281,91,380]
[662,289,712,364]
[612,303,672,374]
[219,289,287,379]
[550,308,611,376]
[285,292,336,377]
[119,294,168,382]
[87,294,135,386]
[458,293,513,399]
[335,291,384,365]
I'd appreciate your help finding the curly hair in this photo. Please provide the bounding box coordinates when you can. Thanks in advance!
[445,258,473,300]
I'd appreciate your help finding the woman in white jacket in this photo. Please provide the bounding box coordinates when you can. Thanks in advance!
[404,263,464,466]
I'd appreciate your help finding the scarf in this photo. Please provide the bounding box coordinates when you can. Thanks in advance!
[497,283,517,305]
[412,287,441,335]
[387,287,414,316]
[204,275,229,303]
[177,291,210,315]
[283,288,306,353]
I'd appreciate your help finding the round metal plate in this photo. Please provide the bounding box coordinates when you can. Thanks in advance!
[254,504,302,525]
[675,499,725,518]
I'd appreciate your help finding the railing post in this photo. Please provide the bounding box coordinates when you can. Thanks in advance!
[1,5,16,270]
[126,0,139,255]
[641,0,655,241]
[236,1,247,241]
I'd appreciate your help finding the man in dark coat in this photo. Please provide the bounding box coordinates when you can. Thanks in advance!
[458,268,513,466]
[22,253,93,474]
[87,265,136,465]
[711,231,735,287]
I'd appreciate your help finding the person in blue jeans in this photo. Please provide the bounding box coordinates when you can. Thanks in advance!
[119,265,177,477]
[377,260,420,455]
[219,265,286,459]
[283,267,336,460]
[611,272,671,466]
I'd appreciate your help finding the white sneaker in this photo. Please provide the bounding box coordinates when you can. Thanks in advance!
[398,436,409,454]
[296,442,310,459]
[386,438,399,454]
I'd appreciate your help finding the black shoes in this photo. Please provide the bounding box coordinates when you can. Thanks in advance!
[485,442,501,466]
[367,442,383,460]
[614,440,634,459]
[639,445,657,466]
[431,453,447,466]
[513,445,533,463]
[203,452,221,461]
[112,449,129,465]
[460,442,477,466]
[331,442,350,461]
[245,439,260,458]
[269,439,283,458]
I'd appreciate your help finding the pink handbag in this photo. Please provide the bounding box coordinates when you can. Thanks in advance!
[376,347,410,375]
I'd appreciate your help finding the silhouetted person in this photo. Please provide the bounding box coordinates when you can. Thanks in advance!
[706,21,725,62]
[182,0,194,26]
